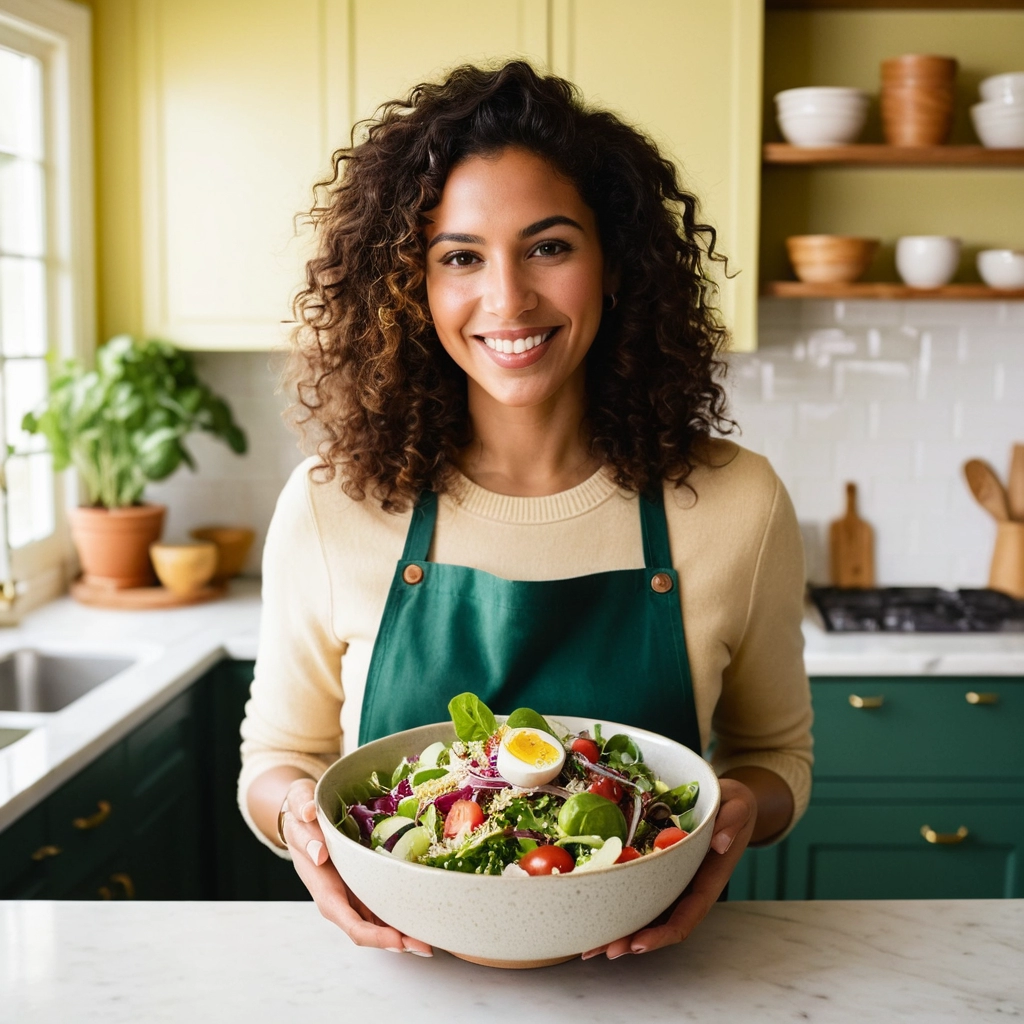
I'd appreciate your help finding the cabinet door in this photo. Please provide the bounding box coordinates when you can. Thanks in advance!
[0,805,52,898]
[782,800,1024,900]
[560,0,763,349]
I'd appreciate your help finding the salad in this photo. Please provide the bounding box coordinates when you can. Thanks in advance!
[332,693,700,876]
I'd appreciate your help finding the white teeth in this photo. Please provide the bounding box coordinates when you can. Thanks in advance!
[481,331,553,354]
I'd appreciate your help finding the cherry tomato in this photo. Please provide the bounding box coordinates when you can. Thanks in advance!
[615,846,642,864]
[587,775,624,803]
[571,737,601,763]
[442,800,485,839]
[653,827,688,850]
[518,845,575,875]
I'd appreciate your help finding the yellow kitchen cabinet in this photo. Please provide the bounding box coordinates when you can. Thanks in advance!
[90,0,762,351]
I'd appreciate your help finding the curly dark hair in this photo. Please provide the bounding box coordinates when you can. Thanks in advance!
[287,59,734,510]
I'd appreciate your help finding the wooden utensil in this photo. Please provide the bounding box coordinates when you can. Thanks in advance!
[1007,444,1024,522]
[830,482,875,588]
[963,459,1010,522]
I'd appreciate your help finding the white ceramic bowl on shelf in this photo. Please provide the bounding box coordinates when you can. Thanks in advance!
[774,87,869,146]
[895,236,961,289]
[971,101,1024,148]
[977,249,1024,289]
[979,72,1024,105]
[315,715,720,967]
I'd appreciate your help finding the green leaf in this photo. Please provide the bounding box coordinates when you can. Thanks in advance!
[505,707,556,737]
[447,692,498,743]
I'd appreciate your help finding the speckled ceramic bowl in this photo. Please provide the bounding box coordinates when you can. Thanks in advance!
[315,716,720,968]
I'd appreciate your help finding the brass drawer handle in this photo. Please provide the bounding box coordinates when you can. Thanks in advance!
[30,844,62,862]
[110,872,135,899]
[965,691,998,705]
[849,694,884,709]
[73,799,112,830]
[921,824,968,845]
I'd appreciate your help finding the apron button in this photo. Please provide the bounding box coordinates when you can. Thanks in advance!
[403,564,424,585]
[650,572,673,594]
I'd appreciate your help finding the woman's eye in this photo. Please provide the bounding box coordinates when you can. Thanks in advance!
[441,251,480,267]
[532,240,571,257]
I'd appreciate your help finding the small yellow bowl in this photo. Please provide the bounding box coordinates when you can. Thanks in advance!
[189,526,256,581]
[149,541,218,596]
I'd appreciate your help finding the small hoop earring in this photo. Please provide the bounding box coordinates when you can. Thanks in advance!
[603,293,618,311]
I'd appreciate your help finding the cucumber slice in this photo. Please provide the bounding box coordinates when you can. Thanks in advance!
[411,766,448,787]
[417,741,447,768]
[397,796,419,820]
[390,825,432,862]
[574,837,623,873]
[370,815,416,849]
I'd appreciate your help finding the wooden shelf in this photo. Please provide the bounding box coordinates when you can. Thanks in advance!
[762,281,1024,299]
[763,144,1024,166]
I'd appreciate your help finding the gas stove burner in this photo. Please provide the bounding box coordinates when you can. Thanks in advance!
[808,586,1024,633]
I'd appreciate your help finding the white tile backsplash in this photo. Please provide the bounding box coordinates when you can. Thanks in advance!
[731,300,1024,588]
[149,303,1023,590]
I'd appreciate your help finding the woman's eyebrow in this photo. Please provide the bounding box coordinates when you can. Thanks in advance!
[426,232,484,251]
[519,215,584,238]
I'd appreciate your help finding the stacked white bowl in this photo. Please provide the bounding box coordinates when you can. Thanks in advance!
[971,72,1024,148]
[775,87,870,147]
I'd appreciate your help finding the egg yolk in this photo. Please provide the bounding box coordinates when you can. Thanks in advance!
[506,730,560,767]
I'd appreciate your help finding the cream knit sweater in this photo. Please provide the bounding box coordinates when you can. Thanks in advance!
[238,440,813,855]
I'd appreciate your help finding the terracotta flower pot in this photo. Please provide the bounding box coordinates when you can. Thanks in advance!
[69,505,166,589]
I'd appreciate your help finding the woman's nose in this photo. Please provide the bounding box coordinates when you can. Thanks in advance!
[482,260,537,319]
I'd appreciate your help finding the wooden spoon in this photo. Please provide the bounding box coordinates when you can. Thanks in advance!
[1008,444,1024,523]
[963,459,1010,522]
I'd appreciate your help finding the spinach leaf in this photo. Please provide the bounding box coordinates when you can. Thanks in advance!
[447,692,498,743]
[505,706,556,736]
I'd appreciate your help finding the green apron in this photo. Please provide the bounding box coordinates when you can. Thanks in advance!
[358,487,701,753]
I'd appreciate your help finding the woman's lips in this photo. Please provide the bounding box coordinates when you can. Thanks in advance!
[475,328,558,367]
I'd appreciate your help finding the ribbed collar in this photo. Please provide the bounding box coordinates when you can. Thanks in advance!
[446,465,625,524]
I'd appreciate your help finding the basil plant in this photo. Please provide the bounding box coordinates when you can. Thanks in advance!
[22,335,248,509]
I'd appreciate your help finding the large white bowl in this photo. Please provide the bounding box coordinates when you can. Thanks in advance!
[977,249,1024,289]
[775,89,869,146]
[979,72,1024,105]
[315,715,721,967]
[971,102,1024,148]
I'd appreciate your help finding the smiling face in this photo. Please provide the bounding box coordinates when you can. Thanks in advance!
[423,147,610,416]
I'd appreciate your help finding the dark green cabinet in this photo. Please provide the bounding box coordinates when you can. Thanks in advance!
[731,676,1024,901]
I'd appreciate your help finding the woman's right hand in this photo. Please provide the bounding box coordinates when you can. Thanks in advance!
[280,778,433,956]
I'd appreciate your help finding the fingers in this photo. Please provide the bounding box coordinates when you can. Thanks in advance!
[709,780,758,856]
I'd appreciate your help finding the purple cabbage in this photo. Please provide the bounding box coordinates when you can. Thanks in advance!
[433,786,474,817]
[347,803,378,842]
[367,777,413,815]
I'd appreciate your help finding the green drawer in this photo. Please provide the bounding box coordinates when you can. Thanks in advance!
[0,804,50,897]
[782,798,1024,900]
[46,743,127,892]
[811,677,1024,779]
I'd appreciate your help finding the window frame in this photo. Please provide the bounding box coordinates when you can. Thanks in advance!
[0,0,93,612]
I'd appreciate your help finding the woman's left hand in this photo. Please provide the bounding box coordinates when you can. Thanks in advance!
[582,778,758,960]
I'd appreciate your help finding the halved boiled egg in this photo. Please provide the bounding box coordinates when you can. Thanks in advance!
[496,727,566,789]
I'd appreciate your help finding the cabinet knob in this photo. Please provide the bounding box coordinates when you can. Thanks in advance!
[73,799,112,830]
[848,694,884,709]
[920,824,969,845]
[965,691,998,705]
[30,844,62,862]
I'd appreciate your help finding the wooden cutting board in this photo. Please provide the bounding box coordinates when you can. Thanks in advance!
[830,482,875,588]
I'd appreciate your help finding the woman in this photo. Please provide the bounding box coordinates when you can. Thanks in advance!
[239,61,812,959]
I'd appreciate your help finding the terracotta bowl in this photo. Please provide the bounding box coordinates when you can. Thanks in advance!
[786,235,879,284]
[149,541,218,596]
[881,54,958,84]
[189,526,256,581]
[316,715,721,968]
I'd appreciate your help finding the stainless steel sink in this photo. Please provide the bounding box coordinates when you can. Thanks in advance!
[0,650,136,713]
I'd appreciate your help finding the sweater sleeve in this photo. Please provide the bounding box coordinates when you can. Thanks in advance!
[710,472,813,843]
[237,458,345,858]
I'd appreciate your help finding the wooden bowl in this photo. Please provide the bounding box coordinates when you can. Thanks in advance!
[881,54,958,84]
[785,235,879,284]
[189,526,256,581]
[149,541,218,596]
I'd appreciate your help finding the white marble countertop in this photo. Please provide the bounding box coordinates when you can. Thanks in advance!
[0,899,1019,1022]
[1,583,1023,831]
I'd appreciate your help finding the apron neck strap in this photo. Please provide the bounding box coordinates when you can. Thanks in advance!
[640,488,672,569]
[404,487,670,568]
[403,491,438,562]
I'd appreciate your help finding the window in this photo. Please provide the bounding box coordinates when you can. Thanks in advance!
[0,0,92,611]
